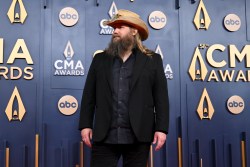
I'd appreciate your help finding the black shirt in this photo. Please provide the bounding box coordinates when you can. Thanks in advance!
[104,53,136,144]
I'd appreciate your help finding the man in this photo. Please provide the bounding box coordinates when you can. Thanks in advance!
[79,9,169,167]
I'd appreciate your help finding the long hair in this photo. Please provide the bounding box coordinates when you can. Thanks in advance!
[134,33,154,57]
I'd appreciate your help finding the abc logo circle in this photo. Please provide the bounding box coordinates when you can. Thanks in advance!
[148,11,167,30]
[227,95,244,114]
[58,95,78,115]
[59,7,79,27]
[224,14,241,32]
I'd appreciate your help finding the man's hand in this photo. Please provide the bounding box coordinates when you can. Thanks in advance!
[152,131,167,151]
[81,128,93,148]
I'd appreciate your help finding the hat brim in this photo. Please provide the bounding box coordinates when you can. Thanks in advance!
[104,18,149,41]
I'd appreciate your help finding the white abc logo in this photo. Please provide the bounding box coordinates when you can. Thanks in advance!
[225,19,240,25]
[59,7,79,27]
[58,95,78,115]
[227,95,244,114]
[148,11,167,30]
[224,14,241,32]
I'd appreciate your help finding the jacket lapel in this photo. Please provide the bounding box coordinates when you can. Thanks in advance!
[104,54,114,93]
[130,50,148,91]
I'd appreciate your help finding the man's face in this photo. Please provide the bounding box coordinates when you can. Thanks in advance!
[112,24,137,42]
[105,24,138,56]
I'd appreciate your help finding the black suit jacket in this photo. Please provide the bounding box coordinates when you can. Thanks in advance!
[79,49,169,142]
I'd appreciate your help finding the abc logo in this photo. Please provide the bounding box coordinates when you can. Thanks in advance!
[58,95,78,115]
[224,14,241,32]
[59,101,77,108]
[227,95,244,114]
[59,7,79,27]
[148,11,167,30]
[150,16,166,23]
[60,13,78,20]
[228,101,243,107]
[225,19,240,25]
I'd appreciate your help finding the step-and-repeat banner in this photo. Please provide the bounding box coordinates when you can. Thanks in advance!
[0,0,249,167]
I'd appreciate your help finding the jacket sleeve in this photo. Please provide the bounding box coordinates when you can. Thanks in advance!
[78,54,99,130]
[153,53,169,134]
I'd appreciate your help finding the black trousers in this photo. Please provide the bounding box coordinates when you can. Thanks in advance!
[90,143,151,167]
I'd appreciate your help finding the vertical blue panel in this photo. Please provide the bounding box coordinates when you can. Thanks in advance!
[0,83,37,166]
[180,0,249,166]
[22,145,28,167]
[0,150,4,167]
[50,1,86,89]
[0,0,40,166]
[210,139,217,167]
[43,1,85,167]
[246,0,250,41]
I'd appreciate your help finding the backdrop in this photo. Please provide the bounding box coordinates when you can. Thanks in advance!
[0,0,249,167]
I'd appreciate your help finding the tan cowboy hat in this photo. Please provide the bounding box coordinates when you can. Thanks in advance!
[104,9,149,41]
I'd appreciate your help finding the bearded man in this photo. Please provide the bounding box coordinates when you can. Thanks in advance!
[79,9,169,167]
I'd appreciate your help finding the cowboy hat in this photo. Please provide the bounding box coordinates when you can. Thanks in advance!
[104,9,149,41]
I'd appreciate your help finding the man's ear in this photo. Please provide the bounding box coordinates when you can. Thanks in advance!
[132,29,138,36]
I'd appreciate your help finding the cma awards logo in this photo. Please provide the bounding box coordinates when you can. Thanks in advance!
[54,41,84,76]
[197,88,214,120]
[5,87,26,121]
[193,0,211,30]
[99,1,118,35]
[7,0,27,24]
[155,45,173,80]
[0,38,34,80]
[188,44,250,82]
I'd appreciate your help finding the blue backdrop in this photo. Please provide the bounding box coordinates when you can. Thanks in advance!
[0,0,249,167]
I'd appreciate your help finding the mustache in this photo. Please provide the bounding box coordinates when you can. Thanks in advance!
[105,33,135,57]
[112,34,120,39]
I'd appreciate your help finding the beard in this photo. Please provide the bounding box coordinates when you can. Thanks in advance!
[105,33,135,57]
